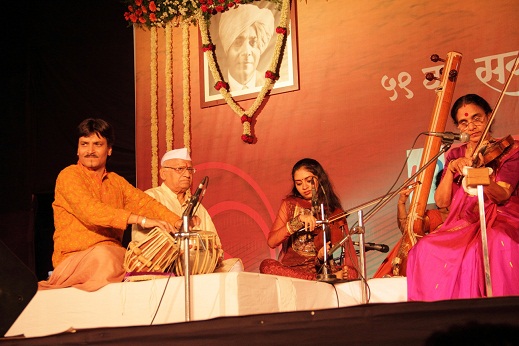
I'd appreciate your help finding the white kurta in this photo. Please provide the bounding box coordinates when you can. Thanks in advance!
[132,183,219,245]
[131,183,243,272]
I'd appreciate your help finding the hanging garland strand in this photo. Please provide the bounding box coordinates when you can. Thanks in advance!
[165,21,174,152]
[182,20,192,152]
[124,0,288,146]
[150,26,159,187]
[198,0,290,143]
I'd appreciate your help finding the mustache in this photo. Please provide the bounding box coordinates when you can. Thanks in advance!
[84,154,99,158]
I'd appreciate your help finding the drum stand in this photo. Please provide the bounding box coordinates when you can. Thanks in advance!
[465,167,493,297]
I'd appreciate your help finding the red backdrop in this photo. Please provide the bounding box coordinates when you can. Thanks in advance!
[134,0,519,276]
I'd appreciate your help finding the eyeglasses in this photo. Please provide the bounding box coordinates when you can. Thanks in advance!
[163,166,196,174]
[457,115,486,130]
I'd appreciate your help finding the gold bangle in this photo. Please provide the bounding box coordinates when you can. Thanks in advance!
[141,216,147,227]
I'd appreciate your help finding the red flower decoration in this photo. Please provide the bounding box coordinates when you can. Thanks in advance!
[214,81,229,91]
[202,43,215,52]
[241,115,251,124]
[241,134,254,144]
[276,27,287,34]
[215,5,225,12]
[149,1,157,12]
[265,70,279,81]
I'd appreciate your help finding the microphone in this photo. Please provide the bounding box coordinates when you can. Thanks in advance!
[191,176,208,205]
[311,179,319,215]
[426,131,469,143]
[183,176,208,218]
[353,241,389,253]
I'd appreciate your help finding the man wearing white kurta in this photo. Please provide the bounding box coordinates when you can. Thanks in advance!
[132,148,243,272]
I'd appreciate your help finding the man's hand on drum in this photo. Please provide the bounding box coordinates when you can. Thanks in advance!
[171,216,201,232]
[130,214,177,233]
[144,218,178,233]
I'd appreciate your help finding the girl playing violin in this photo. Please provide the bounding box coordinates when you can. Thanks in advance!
[260,158,359,281]
[407,94,519,301]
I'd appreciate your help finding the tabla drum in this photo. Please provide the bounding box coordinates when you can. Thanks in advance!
[124,227,179,273]
[174,231,219,276]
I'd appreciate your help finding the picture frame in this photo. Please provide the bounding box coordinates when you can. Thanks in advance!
[199,0,299,108]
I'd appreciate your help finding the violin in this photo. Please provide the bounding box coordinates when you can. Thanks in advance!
[473,134,515,168]
[470,54,519,169]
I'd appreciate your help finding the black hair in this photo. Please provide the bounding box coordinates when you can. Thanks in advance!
[450,94,493,126]
[77,118,115,147]
[290,158,343,211]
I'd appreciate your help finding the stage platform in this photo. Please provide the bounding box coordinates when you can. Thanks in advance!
[2,272,519,345]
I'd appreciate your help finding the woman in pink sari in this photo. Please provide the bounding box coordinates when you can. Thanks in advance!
[407,94,519,301]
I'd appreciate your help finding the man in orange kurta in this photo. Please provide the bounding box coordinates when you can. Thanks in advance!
[38,118,183,291]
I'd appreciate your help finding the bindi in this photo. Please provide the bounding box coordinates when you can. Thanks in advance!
[464,112,469,117]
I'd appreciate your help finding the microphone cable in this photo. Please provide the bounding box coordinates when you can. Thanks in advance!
[352,132,423,228]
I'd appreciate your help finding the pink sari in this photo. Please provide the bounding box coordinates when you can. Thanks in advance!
[407,141,519,301]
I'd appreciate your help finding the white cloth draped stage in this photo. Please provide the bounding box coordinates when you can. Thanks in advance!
[5,273,407,338]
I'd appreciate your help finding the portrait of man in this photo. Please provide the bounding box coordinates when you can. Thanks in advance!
[201,1,299,106]
[219,5,274,91]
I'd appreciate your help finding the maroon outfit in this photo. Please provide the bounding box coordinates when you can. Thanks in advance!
[260,196,358,280]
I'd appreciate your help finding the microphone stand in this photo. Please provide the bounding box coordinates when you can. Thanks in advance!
[177,216,196,322]
[173,180,207,322]
[362,140,452,223]
[327,140,454,277]
[316,203,337,282]
[356,210,368,303]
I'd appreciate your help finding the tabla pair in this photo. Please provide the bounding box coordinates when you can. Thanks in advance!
[123,227,219,276]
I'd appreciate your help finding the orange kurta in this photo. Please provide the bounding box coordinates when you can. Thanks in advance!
[52,163,180,267]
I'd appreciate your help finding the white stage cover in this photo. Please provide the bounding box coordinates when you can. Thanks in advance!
[5,273,407,338]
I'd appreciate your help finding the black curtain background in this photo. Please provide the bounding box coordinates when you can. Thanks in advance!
[1,0,135,279]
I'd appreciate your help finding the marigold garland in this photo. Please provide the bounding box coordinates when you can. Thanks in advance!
[165,21,174,152]
[150,26,159,187]
[124,0,288,152]
[182,21,192,152]
[198,0,290,143]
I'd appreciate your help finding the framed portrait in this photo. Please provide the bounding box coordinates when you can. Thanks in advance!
[199,0,299,108]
